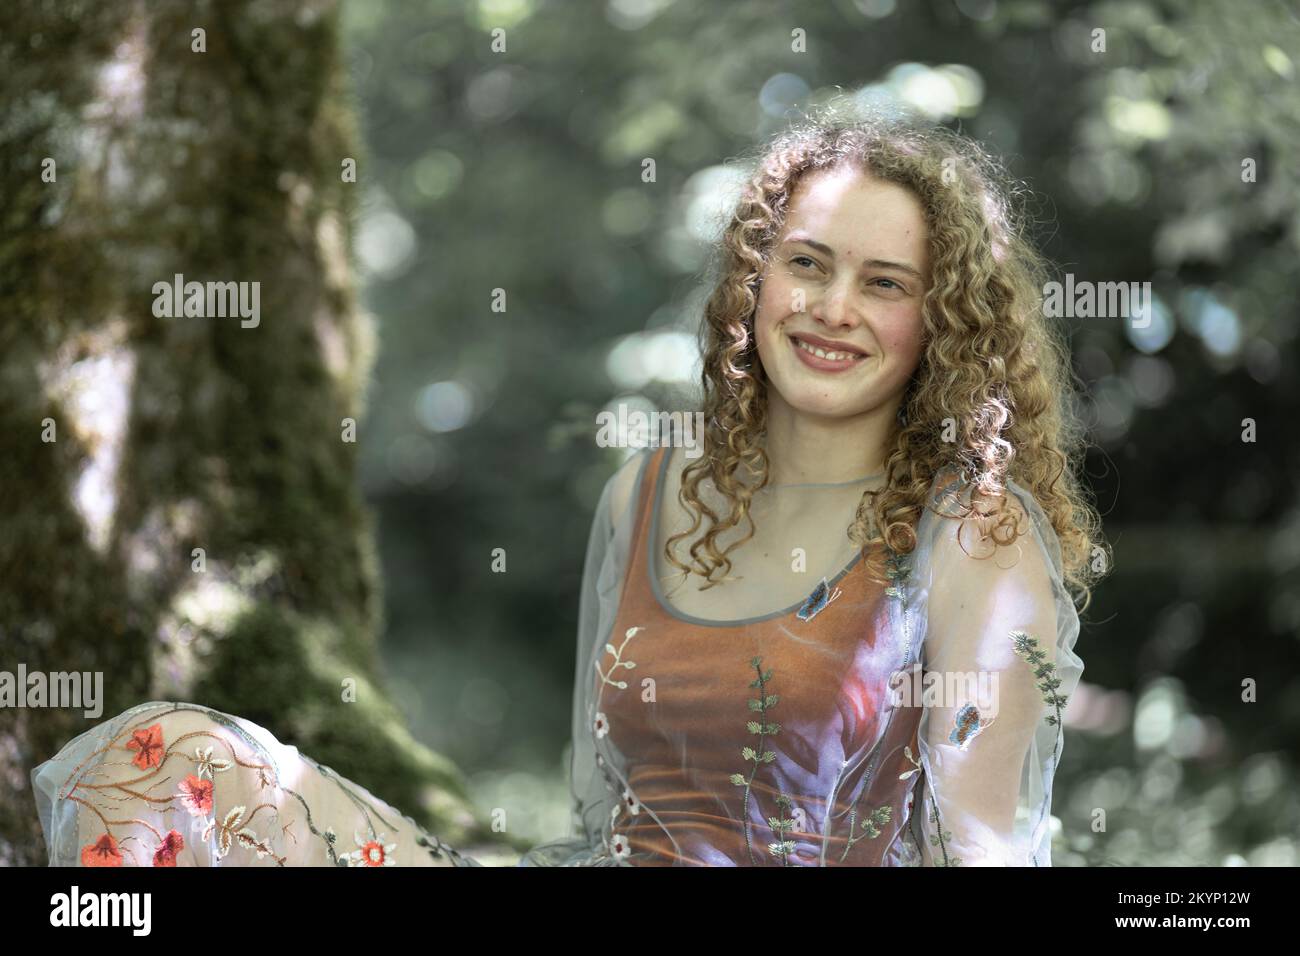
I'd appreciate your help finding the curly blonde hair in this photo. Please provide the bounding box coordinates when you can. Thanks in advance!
[664,109,1109,613]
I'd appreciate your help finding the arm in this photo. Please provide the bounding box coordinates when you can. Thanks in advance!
[913,477,1083,866]
[517,448,648,865]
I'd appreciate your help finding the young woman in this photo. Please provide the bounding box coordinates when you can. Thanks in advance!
[31,114,1104,868]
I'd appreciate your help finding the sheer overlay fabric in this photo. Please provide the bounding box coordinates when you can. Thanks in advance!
[31,701,478,867]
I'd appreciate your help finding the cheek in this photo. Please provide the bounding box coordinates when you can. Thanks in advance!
[756,272,792,318]
[754,275,795,344]
[881,312,926,367]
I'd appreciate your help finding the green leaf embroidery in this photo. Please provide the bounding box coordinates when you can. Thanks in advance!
[1010,629,1069,724]
[839,803,894,862]
[927,796,962,867]
[734,655,793,867]
[1010,628,1068,864]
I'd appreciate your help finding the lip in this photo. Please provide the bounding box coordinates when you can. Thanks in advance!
[787,332,870,373]
[789,332,869,356]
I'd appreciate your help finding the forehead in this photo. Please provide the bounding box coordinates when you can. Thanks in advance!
[780,165,929,265]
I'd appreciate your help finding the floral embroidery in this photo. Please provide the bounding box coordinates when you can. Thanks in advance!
[835,752,900,863]
[1010,628,1068,865]
[81,833,123,867]
[729,655,790,865]
[884,547,910,600]
[900,732,962,865]
[54,704,442,869]
[884,544,916,668]
[1010,630,1068,726]
[926,797,962,867]
[901,731,961,865]
[204,804,281,862]
[178,774,214,817]
[610,782,642,837]
[153,830,184,867]
[841,804,892,860]
[414,829,471,866]
[607,832,631,861]
[899,744,922,781]
[345,830,397,867]
[596,625,641,689]
[796,578,842,622]
[193,745,233,779]
[620,787,640,817]
[126,723,165,770]
[765,793,797,862]
[589,625,648,862]
[590,713,637,864]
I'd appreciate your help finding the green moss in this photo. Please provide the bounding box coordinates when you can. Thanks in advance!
[191,603,490,844]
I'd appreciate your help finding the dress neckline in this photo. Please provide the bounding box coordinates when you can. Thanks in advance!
[643,445,867,629]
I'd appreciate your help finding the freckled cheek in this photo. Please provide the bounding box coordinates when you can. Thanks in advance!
[754,278,798,340]
[875,314,926,365]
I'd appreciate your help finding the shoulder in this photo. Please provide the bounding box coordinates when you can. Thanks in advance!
[603,446,661,527]
[917,466,1061,587]
[913,472,1069,661]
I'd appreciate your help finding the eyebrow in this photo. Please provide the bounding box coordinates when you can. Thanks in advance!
[781,234,926,283]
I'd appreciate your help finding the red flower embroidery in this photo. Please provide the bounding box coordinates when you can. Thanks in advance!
[126,723,165,770]
[345,831,397,866]
[82,833,123,867]
[178,774,214,817]
[153,829,184,867]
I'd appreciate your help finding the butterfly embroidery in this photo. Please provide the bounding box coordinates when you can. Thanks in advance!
[796,577,842,622]
[949,703,994,750]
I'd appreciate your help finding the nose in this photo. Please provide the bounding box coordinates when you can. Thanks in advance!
[808,275,862,333]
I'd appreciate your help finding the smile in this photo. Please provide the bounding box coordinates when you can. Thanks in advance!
[787,333,869,372]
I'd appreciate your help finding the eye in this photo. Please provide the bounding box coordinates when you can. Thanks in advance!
[789,254,818,269]
[873,277,906,292]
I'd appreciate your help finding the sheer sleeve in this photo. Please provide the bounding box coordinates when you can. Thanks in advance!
[30,700,479,867]
[517,449,650,866]
[905,471,1084,866]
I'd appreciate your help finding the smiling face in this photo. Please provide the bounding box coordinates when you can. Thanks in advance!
[753,164,931,423]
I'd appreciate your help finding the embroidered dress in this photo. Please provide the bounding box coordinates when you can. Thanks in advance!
[518,444,1083,867]
[31,444,1082,867]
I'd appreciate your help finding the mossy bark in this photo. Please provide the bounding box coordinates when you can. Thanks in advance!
[0,0,491,865]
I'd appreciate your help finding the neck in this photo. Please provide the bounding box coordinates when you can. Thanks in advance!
[758,391,900,486]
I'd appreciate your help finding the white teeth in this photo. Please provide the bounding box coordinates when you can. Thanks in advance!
[795,338,859,362]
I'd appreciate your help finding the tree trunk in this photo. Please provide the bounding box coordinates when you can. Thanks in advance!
[0,0,486,865]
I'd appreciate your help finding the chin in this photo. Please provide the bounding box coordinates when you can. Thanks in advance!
[770,381,871,420]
